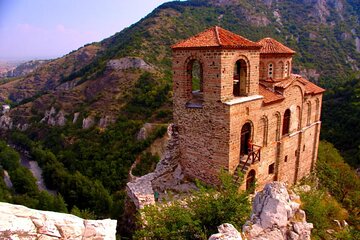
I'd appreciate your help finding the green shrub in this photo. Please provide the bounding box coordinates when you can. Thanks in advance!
[134,172,250,239]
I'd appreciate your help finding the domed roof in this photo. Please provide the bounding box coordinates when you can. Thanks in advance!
[257,38,295,54]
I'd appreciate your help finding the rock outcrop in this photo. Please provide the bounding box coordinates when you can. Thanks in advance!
[209,182,313,240]
[107,57,153,71]
[40,107,66,127]
[243,182,313,240]
[0,202,117,240]
[82,116,95,129]
[0,114,13,129]
[209,224,243,240]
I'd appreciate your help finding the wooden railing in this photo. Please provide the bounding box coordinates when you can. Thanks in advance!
[241,145,261,172]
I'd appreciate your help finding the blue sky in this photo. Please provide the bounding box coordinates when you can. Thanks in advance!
[0,0,172,61]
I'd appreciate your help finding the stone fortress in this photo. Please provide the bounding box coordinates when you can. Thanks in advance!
[172,26,324,190]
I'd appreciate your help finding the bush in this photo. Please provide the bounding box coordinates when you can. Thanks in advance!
[134,171,250,239]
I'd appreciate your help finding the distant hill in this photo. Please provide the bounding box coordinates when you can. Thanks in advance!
[0,60,49,79]
[0,0,358,145]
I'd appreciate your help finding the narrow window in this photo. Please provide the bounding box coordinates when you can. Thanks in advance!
[268,63,274,78]
[268,163,275,174]
[279,61,284,79]
[275,112,281,141]
[282,109,290,135]
[233,59,248,97]
[315,98,320,121]
[284,155,288,162]
[284,62,289,78]
[188,60,203,93]
[306,102,311,126]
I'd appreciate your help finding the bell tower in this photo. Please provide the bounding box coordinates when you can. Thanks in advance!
[172,26,262,184]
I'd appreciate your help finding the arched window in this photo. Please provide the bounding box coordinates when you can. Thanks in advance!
[233,59,248,97]
[306,102,311,125]
[315,98,320,121]
[258,116,268,147]
[259,61,265,80]
[282,109,291,135]
[187,59,203,93]
[296,106,301,130]
[278,61,284,79]
[275,112,281,141]
[284,61,290,78]
[241,122,252,156]
[268,63,274,79]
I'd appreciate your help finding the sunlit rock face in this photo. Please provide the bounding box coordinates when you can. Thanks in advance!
[0,202,117,240]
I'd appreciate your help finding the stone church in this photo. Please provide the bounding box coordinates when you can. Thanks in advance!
[171,26,324,190]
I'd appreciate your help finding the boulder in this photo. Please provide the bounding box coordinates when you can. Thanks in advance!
[243,182,313,240]
[0,202,117,240]
[209,224,242,240]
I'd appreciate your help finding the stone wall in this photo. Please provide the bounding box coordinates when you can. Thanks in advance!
[0,202,117,240]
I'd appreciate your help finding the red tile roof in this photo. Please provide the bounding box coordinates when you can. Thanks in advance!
[274,74,325,95]
[259,84,285,104]
[172,26,261,49]
[294,75,325,95]
[257,38,295,54]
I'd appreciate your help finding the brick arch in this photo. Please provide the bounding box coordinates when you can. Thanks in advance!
[306,101,312,126]
[296,106,301,130]
[315,98,320,121]
[232,55,251,96]
[286,84,304,101]
[277,61,284,79]
[240,120,254,156]
[258,116,269,147]
[184,56,206,99]
[274,111,281,141]
[259,61,266,80]
[285,60,291,77]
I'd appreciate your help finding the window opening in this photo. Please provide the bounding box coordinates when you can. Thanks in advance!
[268,63,273,78]
[282,109,291,135]
[233,59,247,97]
[268,163,275,174]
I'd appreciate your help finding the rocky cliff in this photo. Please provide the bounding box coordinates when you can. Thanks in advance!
[0,202,117,240]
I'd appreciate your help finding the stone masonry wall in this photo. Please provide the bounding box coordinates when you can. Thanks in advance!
[173,47,323,190]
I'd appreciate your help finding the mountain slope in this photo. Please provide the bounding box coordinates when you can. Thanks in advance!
[0,0,358,160]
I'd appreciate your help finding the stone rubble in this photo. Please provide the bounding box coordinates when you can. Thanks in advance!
[0,202,117,240]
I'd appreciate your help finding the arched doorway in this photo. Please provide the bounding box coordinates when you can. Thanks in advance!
[233,59,247,96]
[241,122,252,156]
[246,169,256,192]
